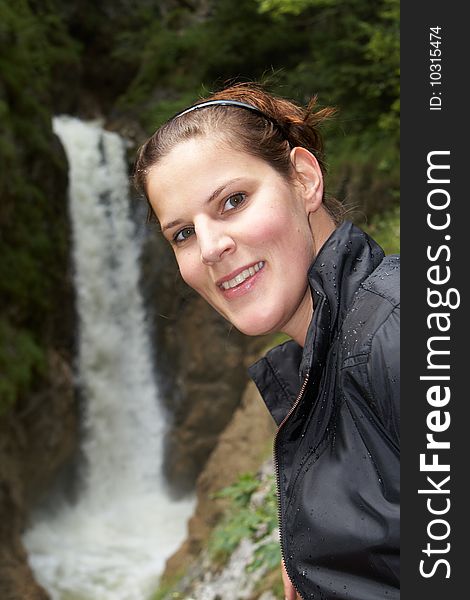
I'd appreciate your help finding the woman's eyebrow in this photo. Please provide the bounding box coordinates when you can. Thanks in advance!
[205,178,243,205]
[161,178,244,233]
[161,218,184,234]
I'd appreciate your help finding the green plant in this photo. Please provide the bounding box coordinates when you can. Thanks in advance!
[361,204,400,255]
[0,0,77,415]
[209,473,280,572]
[149,572,186,600]
[0,319,45,415]
[248,539,281,573]
[117,0,399,220]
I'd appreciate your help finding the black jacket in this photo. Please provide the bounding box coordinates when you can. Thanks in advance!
[249,222,400,600]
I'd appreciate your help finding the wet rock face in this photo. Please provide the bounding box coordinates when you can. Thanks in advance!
[163,381,277,583]
[0,352,78,600]
[0,557,49,600]
[0,96,78,595]
[140,232,256,495]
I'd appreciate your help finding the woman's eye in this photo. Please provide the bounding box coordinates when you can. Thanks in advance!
[174,227,194,243]
[223,192,246,212]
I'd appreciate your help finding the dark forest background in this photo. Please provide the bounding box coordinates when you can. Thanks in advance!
[0,0,399,446]
[0,1,399,596]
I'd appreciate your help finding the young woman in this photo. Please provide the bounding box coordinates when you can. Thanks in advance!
[134,83,400,600]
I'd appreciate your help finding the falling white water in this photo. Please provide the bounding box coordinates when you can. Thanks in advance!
[24,116,194,600]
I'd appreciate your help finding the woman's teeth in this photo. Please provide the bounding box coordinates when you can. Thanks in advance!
[220,261,265,290]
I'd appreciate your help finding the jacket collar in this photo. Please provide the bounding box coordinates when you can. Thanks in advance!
[248,222,384,424]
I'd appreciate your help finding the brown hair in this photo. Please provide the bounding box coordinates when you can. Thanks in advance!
[134,82,344,224]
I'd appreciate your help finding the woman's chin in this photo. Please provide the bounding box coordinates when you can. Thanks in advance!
[214,301,288,338]
[230,316,279,338]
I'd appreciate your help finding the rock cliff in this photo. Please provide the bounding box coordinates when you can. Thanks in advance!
[160,379,278,593]
[0,352,78,600]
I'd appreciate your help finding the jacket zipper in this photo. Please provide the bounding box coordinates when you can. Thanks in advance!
[274,371,310,599]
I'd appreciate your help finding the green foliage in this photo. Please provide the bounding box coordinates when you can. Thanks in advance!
[0,0,399,415]
[248,538,281,573]
[258,0,336,15]
[150,572,186,600]
[260,0,399,146]
[0,0,78,414]
[0,0,79,174]
[360,0,400,138]
[116,0,310,129]
[214,472,261,507]
[0,319,45,415]
[116,0,399,213]
[150,473,280,598]
[361,203,400,255]
[209,473,280,572]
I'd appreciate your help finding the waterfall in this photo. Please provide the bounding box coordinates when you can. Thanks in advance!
[23,116,194,600]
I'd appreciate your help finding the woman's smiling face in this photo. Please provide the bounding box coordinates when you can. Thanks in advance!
[146,136,326,343]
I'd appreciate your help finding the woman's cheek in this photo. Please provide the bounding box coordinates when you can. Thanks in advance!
[178,255,204,292]
[175,253,192,285]
[178,265,194,289]
[244,214,284,245]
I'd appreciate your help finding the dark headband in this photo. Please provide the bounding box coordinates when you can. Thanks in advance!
[170,99,292,148]
[171,99,273,121]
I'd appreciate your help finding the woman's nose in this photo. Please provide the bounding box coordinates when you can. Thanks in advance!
[197,222,236,265]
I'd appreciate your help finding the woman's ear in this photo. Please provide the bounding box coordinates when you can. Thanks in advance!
[290,147,324,214]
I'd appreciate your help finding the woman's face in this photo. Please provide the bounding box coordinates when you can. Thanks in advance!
[146,136,322,342]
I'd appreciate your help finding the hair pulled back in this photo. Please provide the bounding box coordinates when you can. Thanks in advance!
[134,82,344,224]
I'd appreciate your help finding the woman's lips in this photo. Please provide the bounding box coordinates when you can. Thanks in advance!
[218,261,265,290]
[217,261,265,298]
